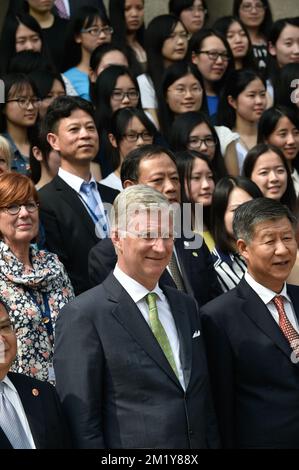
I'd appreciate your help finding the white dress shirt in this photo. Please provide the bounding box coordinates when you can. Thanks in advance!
[1,376,36,449]
[58,167,109,232]
[245,272,299,333]
[113,264,185,389]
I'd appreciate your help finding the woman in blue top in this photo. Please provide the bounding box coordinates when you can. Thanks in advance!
[63,6,113,100]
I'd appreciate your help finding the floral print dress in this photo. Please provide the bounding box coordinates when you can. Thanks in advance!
[0,241,74,381]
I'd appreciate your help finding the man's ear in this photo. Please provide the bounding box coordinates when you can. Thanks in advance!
[47,133,60,152]
[227,95,237,110]
[236,238,249,260]
[123,179,135,188]
[111,229,123,253]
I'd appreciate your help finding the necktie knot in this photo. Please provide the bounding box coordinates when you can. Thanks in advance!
[273,295,284,311]
[146,292,158,312]
[81,181,96,195]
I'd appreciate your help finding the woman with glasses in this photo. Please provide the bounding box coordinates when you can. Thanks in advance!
[190,29,235,122]
[0,73,40,175]
[91,65,141,178]
[233,0,273,72]
[175,150,216,251]
[170,111,228,182]
[168,0,208,35]
[157,61,206,141]
[0,172,74,382]
[100,107,156,191]
[109,0,146,76]
[213,16,257,71]
[137,15,189,128]
[217,69,267,175]
[63,6,113,100]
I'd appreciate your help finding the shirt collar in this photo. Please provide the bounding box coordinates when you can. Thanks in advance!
[245,271,290,305]
[58,167,95,194]
[1,375,18,394]
[113,264,164,303]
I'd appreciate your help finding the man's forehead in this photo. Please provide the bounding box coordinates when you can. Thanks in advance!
[139,153,177,172]
[127,207,173,232]
[253,217,294,236]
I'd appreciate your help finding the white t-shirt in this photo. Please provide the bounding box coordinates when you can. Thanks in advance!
[137,73,157,109]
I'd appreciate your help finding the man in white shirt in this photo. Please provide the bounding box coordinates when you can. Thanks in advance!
[54,184,219,449]
[200,197,299,449]
[0,301,70,449]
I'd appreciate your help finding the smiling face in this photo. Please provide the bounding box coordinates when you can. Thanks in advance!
[269,24,299,67]
[238,0,266,30]
[228,78,267,123]
[47,109,99,167]
[192,35,229,84]
[187,122,216,160]
[166,73,203,114]
[112,208,174,290]
[250,150,288,200]
[112,116,154,161]
[0,200,39,250]
[4,83,39,129]
[266,116,299,162]
[187,157,214,205]
[237,216,297,292]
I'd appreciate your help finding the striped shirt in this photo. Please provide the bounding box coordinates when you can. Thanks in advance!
[211,247,247,293]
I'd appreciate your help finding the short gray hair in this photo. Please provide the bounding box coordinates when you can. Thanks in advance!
[233,198,296,243]
[111,184,171,232]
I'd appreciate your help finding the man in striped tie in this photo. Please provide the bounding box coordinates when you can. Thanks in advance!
[54,184,220,449]
[200,197,299,449]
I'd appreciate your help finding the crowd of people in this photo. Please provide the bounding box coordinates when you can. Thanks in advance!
[0,0,299,450]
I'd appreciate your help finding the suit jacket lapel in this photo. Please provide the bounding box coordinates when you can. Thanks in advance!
[237,279,295,361]
[163,286,192,389]
[104,275,182,387]
[53,176,97,240]
[9,373,46,449]
[0,428,12,449]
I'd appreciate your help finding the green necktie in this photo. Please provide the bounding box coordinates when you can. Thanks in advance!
[146,293,179,378]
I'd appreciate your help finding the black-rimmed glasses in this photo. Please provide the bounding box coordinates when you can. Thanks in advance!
[197,50,230,62]
[81,26,113,36]
[122,131,153,142]
[188,136,216,148]
[6,97,41,109]
[111,90,139,101]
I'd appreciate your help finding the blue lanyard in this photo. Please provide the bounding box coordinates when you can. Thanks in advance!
[27,290,53,345]
[78,193,101,224]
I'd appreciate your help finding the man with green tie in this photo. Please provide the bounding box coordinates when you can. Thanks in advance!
[54,184,219,449]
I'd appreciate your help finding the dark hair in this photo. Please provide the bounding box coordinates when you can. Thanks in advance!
[233,0,273,38]
[168,0,209,27]
[0,73,39,133]
[106,107,157,171]
[145,15,188,97]
[90,43,129,73]
[267,17,299,82]
[8,50,55,74]
[189,28,235,95]
[170,111,227,182]
[213,16,257,70]
[91,65,140,131]
[274,63,299,112]
[109,0,145,76]
[157,61,206,139]
[29,70,66,99]
[175,149,213,230]
[42,95,96,135]
[29,122,53,184]
[120,144,177,184]
[211,176,263,253]
[233,197,296,243]
[62,6,110,72]
[217,69,266,128]
[0,13,51,73]
[242,143,297,213]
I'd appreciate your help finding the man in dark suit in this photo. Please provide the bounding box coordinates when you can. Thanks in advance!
[0,301,70,449]
[200,198,299,449]
[39,96,118,295]
[88,145,221,307]
[54,185,219,449]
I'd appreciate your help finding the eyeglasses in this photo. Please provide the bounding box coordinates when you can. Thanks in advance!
[240,2,266,12]
[111,90,139,101]
[0,321,15,336]
[167,31,190,41]
[2,202,39,215]
[6,97,41,109]
[168,86,203,96]
[123,131,153,142]
[81,26,113,36]
[186,6,207,14]
[197,50,230,61]
[188,136,216,148]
